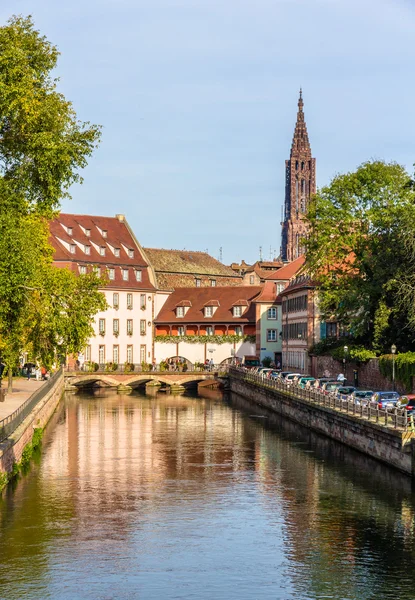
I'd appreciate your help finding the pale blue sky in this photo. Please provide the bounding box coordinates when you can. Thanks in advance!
[1,0,414,264]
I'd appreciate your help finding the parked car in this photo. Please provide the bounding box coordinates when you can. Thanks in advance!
[351,390,374,405]
[321,382,343,395]
[285,373,302,385]
[259,368,274,378]
[313,377,336,389]
[298,377,316,389]
[335,386,356,399]
[399,395,415,420]
[277,371,294,381]
[371,391,401,409]
[269,370,281,380]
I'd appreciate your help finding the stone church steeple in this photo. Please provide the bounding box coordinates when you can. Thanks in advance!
[281,90,316,262]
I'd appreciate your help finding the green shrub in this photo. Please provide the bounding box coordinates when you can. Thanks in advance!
[262,357,272,368]
[379,352,415,391]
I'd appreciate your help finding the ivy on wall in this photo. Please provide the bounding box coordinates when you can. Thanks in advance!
[155,334,256,345]
[379,352,415,391]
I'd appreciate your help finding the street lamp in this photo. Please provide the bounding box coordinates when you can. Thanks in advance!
[391,344,397,391]
[343,346,348,381]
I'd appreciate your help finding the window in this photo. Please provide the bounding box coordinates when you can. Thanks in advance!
[140,320,146,335]
[140,345,146,363]
[267,329,278,342]
[177,326,185,336]
[79,265,87,275]
[122,269,129,281]
[140,294,146,310]
[113,345,119,364]
[233,306,242,318]
[211,280,216,287]
[204,306,213,318]
[127,293,133,309]
[276,283,285,295]
[108,268,115,280]
[113,293,119,308]
[99,319,106,334]
[114,248,120,257]
[99,345,105,364]
[127,345,134,363]
[128,249,134,258]
[70,244,76,254]
[84,245,91,255]
[100,247,106,256]
[94,266,101,276]
[249,275,255,285]
[113,319,119,334]
[234,326,242,336]
[206,325,214,336]
[85,229,91,237]
[135,270,142,282]
[267,307,277,320]
[326,322,338,338]
[102,230,107,238]
[127,319,133,335]
[67,227,73,236]
[195,279,201,287]
[176,306,184,318]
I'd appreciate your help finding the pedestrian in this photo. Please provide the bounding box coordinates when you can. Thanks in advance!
[152,358,157,371]
[209,358,214,372]
[35,365,41,381]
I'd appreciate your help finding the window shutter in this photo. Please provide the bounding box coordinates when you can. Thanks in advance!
[320,321,327,339]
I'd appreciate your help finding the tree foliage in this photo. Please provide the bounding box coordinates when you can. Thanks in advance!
[0,16,104,388]
[305,160,415,352]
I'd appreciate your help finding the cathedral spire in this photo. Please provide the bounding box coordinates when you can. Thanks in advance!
[281,90,316,262]
[291,88,311,156]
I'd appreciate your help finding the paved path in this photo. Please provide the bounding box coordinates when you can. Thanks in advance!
[0,378,45,421]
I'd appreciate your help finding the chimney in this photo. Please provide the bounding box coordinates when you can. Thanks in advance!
[116,214,125,222]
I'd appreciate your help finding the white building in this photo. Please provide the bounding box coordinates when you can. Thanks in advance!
[50,213,157,367]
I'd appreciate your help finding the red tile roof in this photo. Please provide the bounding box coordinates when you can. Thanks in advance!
[264,255,305,281]
[144,248,239,277]
[254,281,282,303]
[155,286,262,324]
[50,213,155,290]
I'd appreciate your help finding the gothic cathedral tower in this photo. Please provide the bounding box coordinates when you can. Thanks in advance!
[281,90,316,262]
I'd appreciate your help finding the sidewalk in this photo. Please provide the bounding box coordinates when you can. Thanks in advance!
[0,378,46,421]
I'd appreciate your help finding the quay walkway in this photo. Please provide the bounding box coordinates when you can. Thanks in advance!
[0,379,45,421]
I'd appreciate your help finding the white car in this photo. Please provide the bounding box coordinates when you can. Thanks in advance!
[285,373,302,385]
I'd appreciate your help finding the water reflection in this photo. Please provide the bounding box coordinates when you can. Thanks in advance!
[0,388,414,599]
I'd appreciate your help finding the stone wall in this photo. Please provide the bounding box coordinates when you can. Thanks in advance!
[0,371,64,474]
[310,355,409,395]
[230,377,414,476]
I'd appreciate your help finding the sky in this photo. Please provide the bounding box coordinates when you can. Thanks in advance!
[1,0,415,265]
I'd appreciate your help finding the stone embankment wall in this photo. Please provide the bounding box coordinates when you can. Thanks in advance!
[311,356,408,394]
[230,377,415,476]
[0,371,64,474]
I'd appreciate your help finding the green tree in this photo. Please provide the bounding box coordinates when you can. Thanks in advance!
[305,160,415,351]
[0,16,103,390]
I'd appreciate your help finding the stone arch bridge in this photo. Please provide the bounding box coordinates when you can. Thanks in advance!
[64,370,226,391]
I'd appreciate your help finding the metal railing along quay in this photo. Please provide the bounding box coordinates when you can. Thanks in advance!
[229,367,411,431]
[0,367,63,443]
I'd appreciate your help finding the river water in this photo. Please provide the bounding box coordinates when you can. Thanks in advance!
[1,388,415,600]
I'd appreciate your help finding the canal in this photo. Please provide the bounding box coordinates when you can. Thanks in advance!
[1,388,415,599]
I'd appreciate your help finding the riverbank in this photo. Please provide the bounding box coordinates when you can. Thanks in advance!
[0,369,64,489]
[229,369,415,476]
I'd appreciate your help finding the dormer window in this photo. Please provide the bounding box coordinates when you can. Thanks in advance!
[79,265,87,275]
[204,306,213,318]
[195,279,201,287]
[233,306,242,317]
[70,244,76,254]
[108,268,115,280]
[211,280,216,287]
[102,230,107,238]
[100,247,106,256]
[122,269,129,281]
[84,245,91,255]
[135,270,142,282]
[128,249,134,259]
[68,227,73,236]
[85,229,91,237]
[177,307,184,318]
[114,248,120,258]
[94,266,101,276]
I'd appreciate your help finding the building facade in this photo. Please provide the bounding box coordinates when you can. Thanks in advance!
[153,286,261,365]
[281,90,316,262]
[50,213,157,367]
[254,282,283,366]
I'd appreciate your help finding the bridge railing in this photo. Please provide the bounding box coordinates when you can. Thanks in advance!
[229,367,410,432]
[65,363,229,375]
[0,367,63,443]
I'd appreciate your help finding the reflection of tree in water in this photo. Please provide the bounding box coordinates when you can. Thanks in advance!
[229,392,415,600]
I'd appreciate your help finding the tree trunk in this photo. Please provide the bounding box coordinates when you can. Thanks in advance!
[7,368,13,393]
